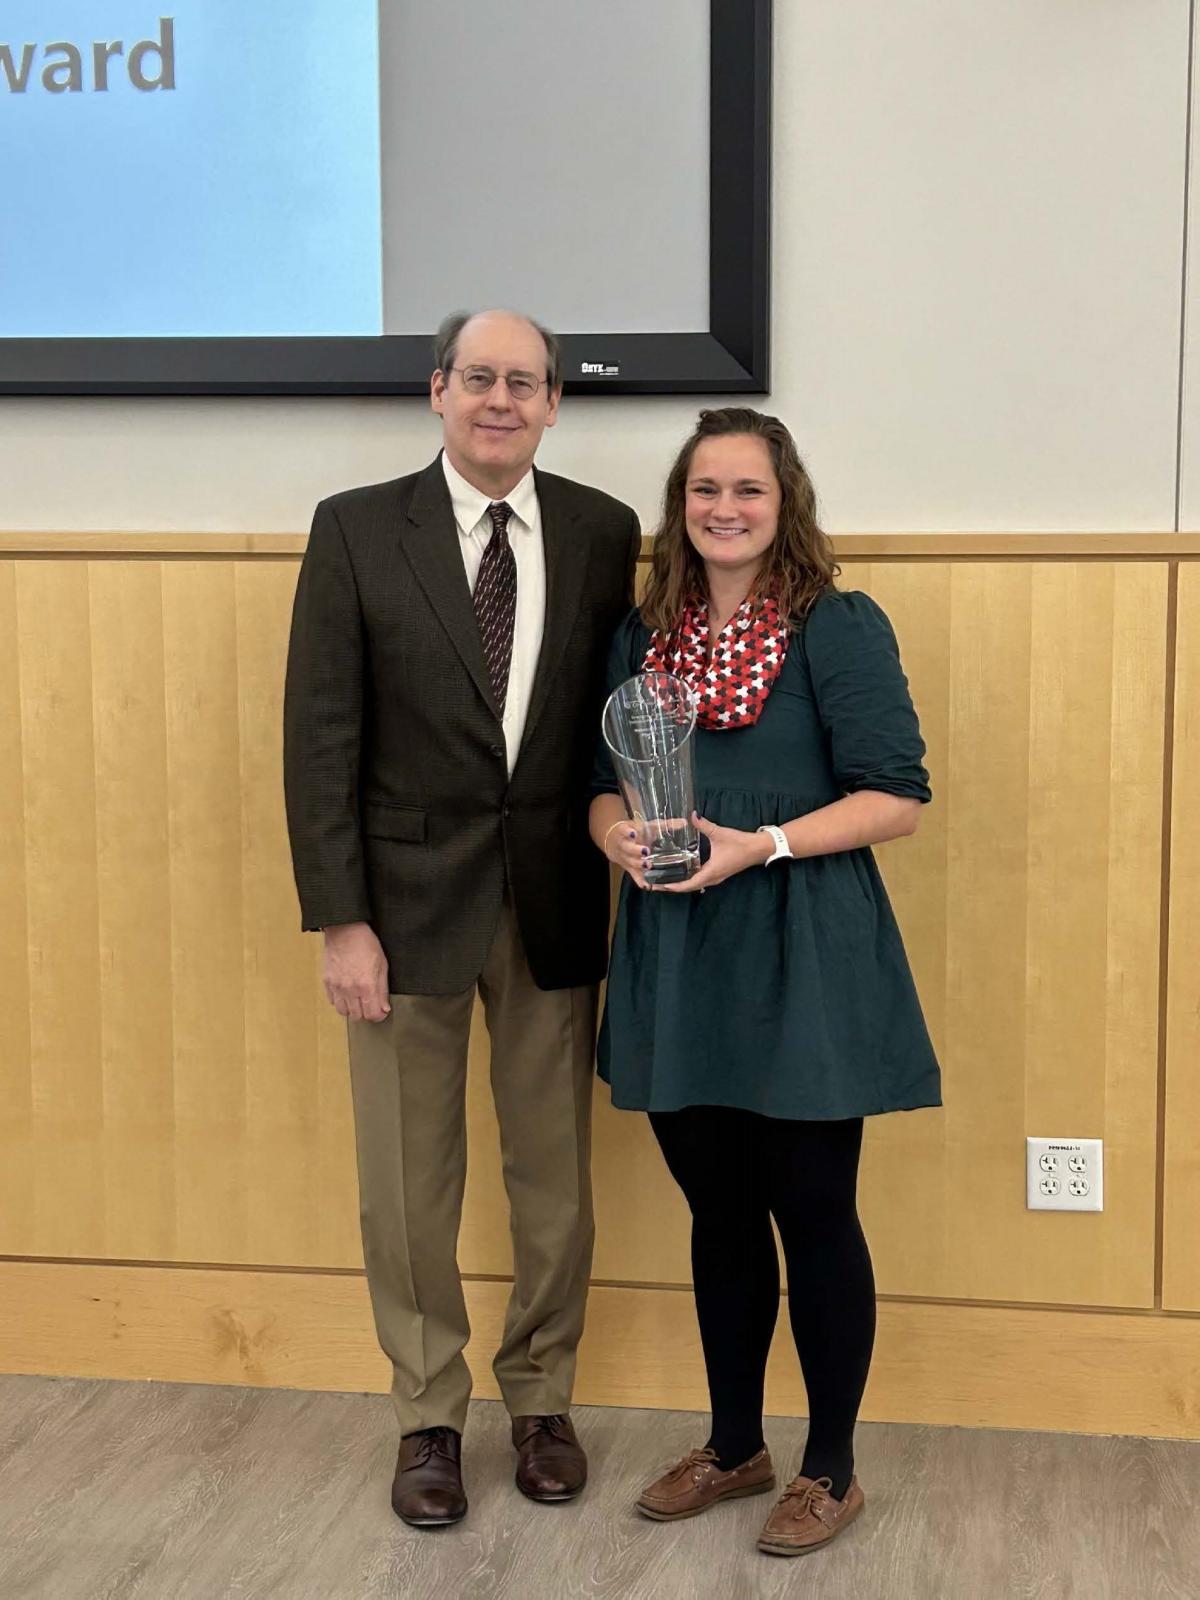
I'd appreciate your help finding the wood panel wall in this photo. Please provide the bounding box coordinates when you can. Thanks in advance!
[1,536,1197,1434]
[0,559,360,1269]
[1165,562,1200,1311]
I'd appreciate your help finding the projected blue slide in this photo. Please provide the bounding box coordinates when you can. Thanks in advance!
[0,3,382,337]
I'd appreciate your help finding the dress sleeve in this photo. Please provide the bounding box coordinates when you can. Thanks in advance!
[801,590,932,803]
[590,607,650,797]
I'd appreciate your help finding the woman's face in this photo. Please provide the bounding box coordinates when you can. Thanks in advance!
[684,434,782,586]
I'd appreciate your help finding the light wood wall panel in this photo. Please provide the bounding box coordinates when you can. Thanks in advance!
[0,554,1171,1320]
[3,1261,1199,1441]
[90,562,175,1260]
[0,565,33,1248]
[17,562,105,1257]
[162,563,250,1261]
[1165,563,1200,1309]
[0,559,364,1269]
[845,563,1165,1308]
[234,563,360,1269]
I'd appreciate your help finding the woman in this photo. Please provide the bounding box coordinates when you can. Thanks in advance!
[589,407,940,1559]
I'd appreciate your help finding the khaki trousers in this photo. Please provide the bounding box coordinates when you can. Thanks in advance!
[347,897,598,1436]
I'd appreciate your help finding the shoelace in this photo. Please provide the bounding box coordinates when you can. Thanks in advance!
[406,1428,457,1469]
[662,1447,719,1484]
[526,1414,571,1441]
[780,1475,835,1523]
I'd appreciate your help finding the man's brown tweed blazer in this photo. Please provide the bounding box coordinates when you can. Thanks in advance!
[284,454,641,994]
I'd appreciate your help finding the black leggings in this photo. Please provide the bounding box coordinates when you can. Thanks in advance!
[649,1106,875,1497]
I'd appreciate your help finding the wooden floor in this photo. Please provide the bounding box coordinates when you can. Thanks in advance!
[1,1376,1197,1599]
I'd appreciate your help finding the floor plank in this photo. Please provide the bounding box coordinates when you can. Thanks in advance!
[0,1375,1196,1599]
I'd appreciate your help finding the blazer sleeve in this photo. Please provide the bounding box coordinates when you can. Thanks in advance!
[801,590,932,803]
[283,499,373,931]
[624,510,643,605]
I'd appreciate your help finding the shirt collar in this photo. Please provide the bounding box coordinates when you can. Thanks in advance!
[441,451,538,536]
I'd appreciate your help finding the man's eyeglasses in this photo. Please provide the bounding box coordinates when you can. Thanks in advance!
[449,365,549,401]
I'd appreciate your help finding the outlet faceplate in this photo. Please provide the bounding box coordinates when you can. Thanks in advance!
[1026,1137,1103,1212]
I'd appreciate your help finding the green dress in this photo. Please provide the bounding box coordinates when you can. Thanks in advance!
[594,590,942,1120]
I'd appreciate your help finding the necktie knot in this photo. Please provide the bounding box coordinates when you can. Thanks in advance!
[488,501,513,539]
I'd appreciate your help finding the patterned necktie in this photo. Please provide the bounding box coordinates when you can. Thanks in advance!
[473,501,517,714]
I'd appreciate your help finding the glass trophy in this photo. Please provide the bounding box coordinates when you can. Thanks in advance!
[601,672,700,884]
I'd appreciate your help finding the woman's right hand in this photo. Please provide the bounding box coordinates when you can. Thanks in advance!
[604,820,652,890]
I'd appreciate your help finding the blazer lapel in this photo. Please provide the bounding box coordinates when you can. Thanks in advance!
[520,468,589,754]
[399,457,500,719]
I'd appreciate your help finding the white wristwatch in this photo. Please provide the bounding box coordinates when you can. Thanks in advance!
[756,824,793,864]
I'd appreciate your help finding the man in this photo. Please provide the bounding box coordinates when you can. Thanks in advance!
[283,310,640,1528]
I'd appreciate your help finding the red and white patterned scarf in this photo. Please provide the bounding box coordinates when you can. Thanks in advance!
[643,595,790,729]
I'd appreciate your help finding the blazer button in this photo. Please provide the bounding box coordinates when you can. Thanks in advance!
[502,805,512,819]
[490,744,504,758]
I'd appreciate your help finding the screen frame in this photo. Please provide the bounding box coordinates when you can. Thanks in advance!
[0,0,771,398]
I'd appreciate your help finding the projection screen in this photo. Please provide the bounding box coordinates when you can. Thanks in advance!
[0,0,770,395]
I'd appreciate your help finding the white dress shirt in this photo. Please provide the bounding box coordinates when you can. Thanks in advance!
[441,451,546,773]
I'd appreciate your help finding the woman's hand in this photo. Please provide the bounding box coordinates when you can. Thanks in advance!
[604,819,652,890]
[657,813,771,894]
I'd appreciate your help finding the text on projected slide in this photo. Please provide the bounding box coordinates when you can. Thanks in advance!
[0,3,384,338]
[2,19,176,94]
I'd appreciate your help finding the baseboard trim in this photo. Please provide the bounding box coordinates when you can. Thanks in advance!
[2,1260,1198,1439]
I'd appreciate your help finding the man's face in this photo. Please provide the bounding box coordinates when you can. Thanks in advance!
[431,312,561,490]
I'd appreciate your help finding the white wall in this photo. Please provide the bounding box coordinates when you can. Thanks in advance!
[0,2,1191,535]
[1176,0,1200,528]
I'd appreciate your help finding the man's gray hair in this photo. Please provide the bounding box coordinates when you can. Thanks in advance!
[434,310,563,392]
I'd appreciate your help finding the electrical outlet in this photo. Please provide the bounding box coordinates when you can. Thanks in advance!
[1026,1137,1103,1212]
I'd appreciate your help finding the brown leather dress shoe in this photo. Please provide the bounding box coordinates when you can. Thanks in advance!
[757,1473,864,1556]
[636,1446,775,1521]
[511,1414,587,1502]
[391,1427,467,1528]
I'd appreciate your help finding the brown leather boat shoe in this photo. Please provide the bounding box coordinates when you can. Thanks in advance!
[757,1473,864,1556]
[391,1427,467,1528]
[511,1414,588,1502]
[636,1446,775,1522]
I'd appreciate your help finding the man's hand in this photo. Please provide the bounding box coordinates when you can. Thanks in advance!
[323,922,391,1022]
